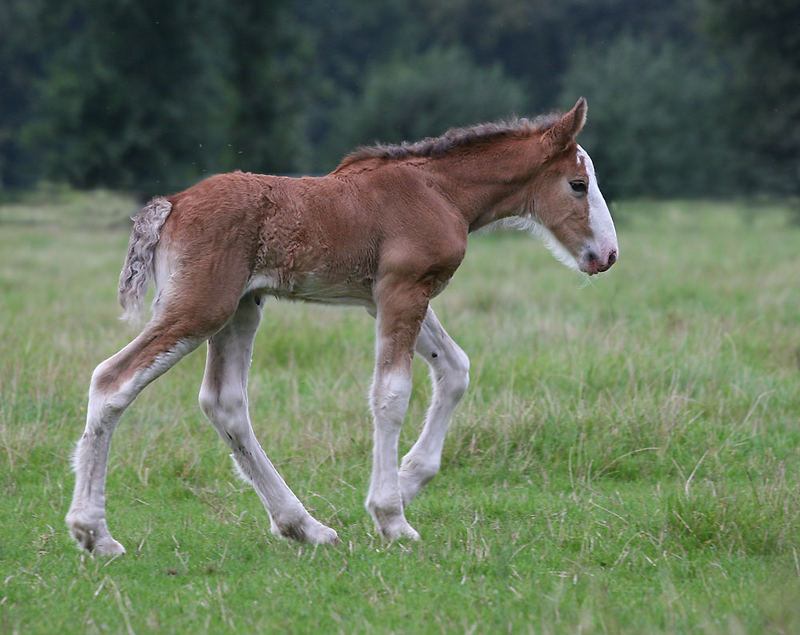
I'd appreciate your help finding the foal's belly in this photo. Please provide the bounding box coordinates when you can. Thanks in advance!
[245,269,375,307]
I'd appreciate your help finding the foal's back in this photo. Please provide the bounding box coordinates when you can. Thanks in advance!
[158,166,466,306]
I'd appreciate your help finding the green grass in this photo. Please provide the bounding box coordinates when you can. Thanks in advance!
[1,193,799,633]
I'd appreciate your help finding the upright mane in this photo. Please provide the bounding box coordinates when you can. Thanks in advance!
[335,113,562,171]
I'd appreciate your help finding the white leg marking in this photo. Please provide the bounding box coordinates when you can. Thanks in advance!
[365,353,419,540]
[67,337,201,555]
[399,307,469,506]
[198,295,338,545]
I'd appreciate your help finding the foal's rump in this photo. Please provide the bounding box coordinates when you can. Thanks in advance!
[118,173,270,331]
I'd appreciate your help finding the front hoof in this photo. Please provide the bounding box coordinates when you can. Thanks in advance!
[380,519,420,542]
[367,502,420,541]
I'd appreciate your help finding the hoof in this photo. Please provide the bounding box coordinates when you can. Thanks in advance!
[271,514,340,545]
[379,518,421,542]
[67,515,126,556]
[92,535,127,556]
[366,500,421,541]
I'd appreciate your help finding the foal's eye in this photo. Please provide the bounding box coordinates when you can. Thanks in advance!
[570,180,588,194]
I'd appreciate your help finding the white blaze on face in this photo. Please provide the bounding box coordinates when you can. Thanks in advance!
[577,145,618,263]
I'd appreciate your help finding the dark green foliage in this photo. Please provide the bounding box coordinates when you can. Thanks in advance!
[219,1,315,176]
[0,0,797,197]
[27,0,231,192]
[701,0,800,195]
[0,0,47,189]
[323,47,526,170]
[560,36,738,198]
[8,0,308,193]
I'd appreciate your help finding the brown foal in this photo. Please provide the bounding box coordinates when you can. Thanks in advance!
[67,98,618,554]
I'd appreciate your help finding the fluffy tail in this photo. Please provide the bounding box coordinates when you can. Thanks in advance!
[118,197,173,324]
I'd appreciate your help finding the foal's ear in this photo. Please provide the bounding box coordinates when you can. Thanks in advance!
[542,97,588,157]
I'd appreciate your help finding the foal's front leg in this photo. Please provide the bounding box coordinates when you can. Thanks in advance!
[365,281,428,540]
[399,307,470,507]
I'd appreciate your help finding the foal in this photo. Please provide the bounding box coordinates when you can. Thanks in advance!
[67,98,617,554]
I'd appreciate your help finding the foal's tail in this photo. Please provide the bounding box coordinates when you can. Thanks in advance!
[118,197,173,324]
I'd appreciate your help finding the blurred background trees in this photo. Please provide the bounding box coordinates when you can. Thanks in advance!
[1,0,797,198]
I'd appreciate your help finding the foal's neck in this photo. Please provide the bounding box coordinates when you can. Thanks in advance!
[427,136,545,233]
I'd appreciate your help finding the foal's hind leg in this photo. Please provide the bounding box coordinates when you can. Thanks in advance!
[198,293,339,545]
[67,321,204,555]
[398,307,470,507]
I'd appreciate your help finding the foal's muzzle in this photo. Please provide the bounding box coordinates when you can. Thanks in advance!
[581,248,617,275]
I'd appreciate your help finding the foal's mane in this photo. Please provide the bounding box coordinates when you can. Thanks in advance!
[335,113,561,171]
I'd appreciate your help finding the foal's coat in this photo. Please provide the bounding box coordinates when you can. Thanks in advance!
[67,98,617,554]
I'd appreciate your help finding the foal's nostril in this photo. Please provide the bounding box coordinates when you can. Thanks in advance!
[586,251,599,263]
[607,250,617,266]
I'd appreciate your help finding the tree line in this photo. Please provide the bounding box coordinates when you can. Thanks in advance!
[1,0,798,199]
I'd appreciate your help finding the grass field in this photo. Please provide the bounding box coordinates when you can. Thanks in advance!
[1,191,799,633]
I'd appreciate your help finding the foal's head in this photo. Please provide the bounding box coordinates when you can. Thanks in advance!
[528,98,618,276]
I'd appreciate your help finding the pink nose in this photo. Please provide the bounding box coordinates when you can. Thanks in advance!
[585,249,617,275]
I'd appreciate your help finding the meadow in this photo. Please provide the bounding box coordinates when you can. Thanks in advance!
[1,191,799,633]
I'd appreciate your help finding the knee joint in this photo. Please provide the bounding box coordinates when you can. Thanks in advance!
[371,371,412,424]
[401,453,440,482]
